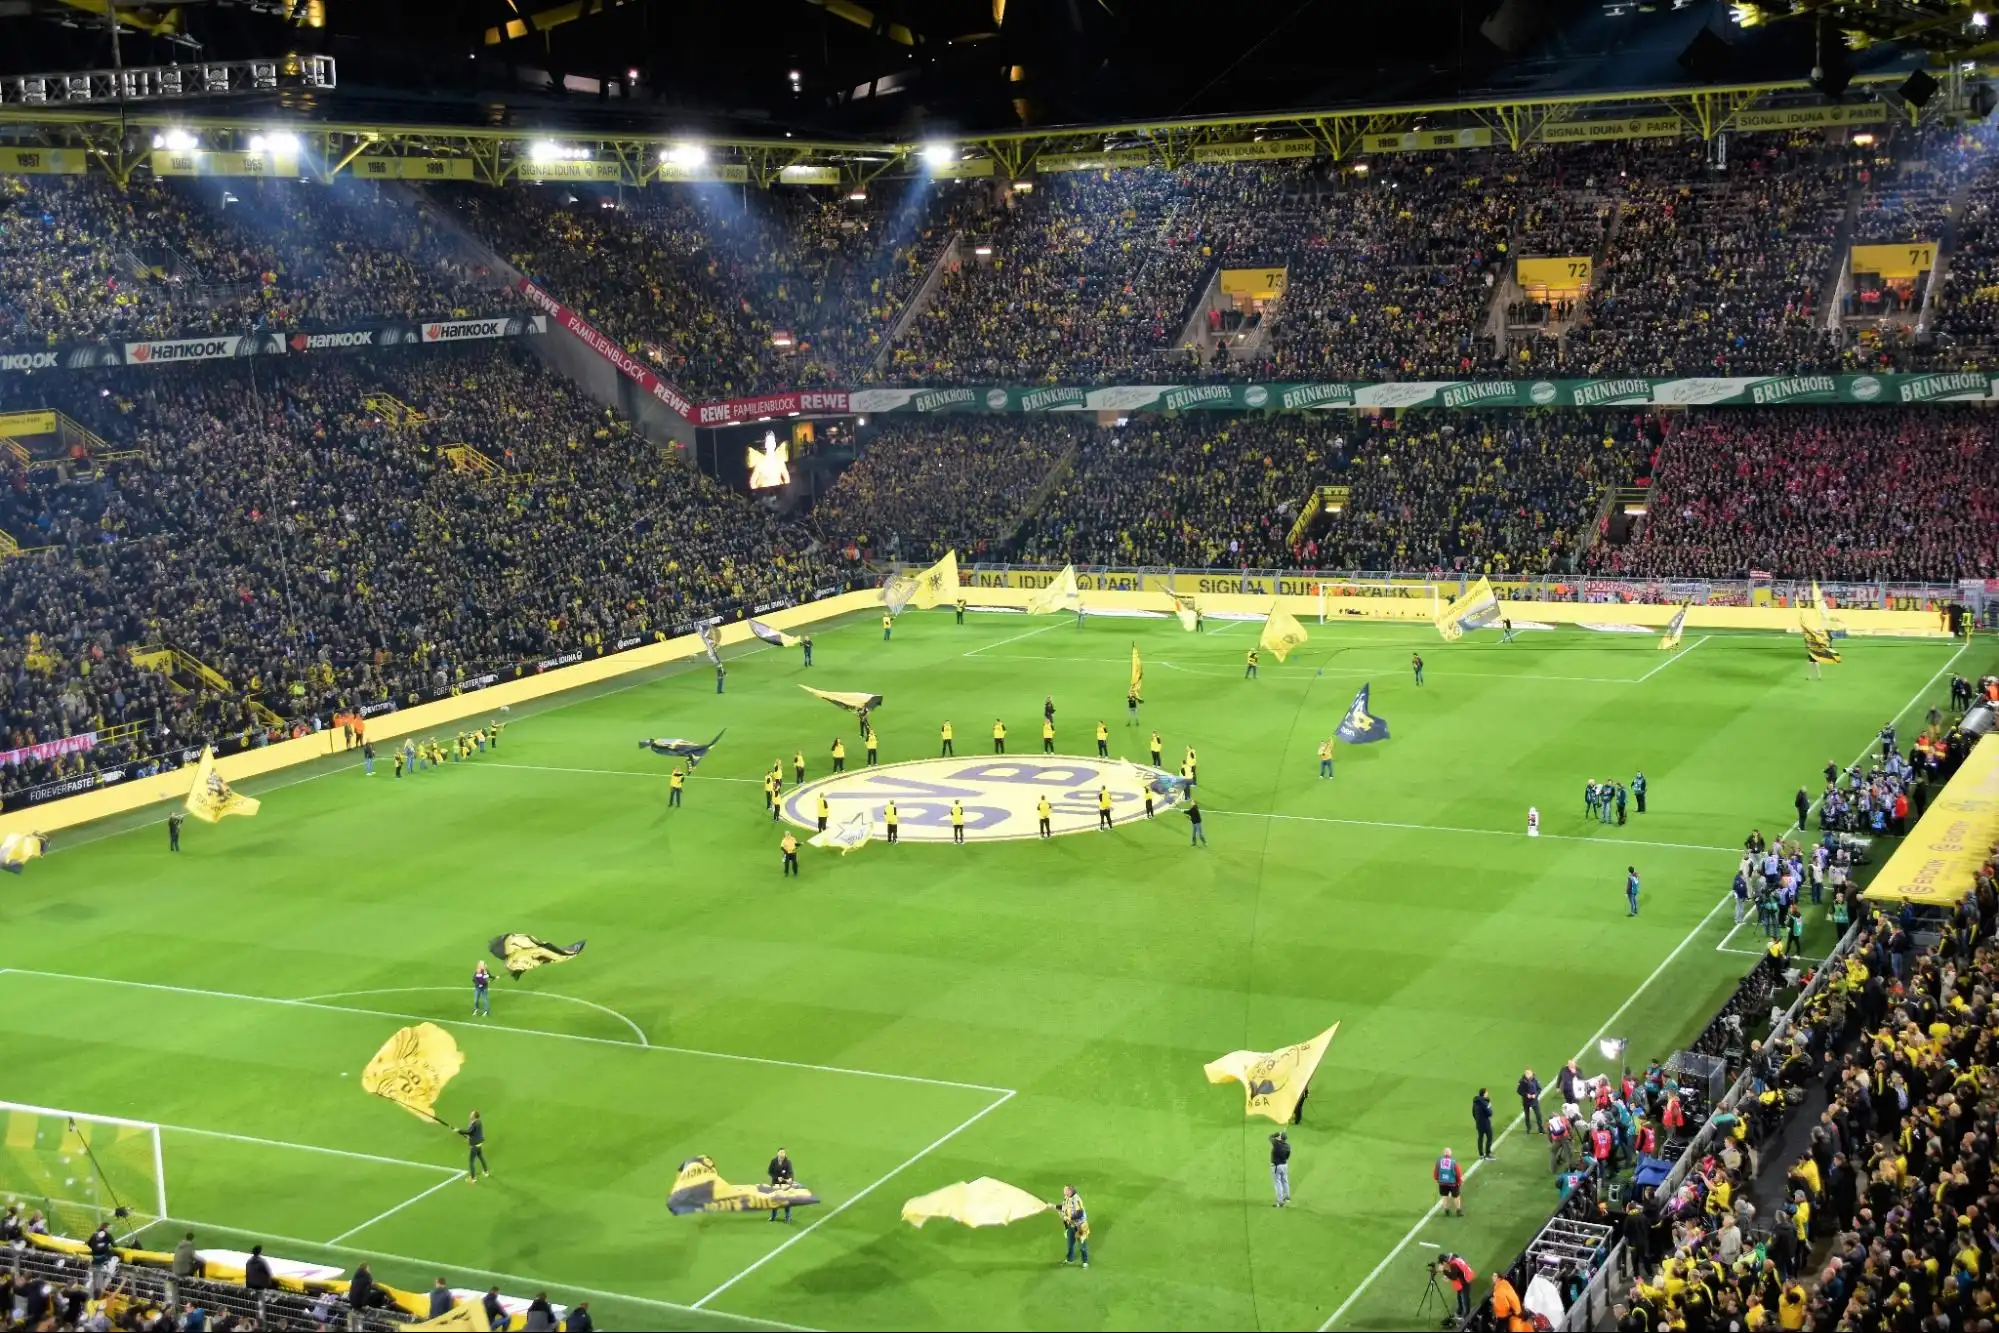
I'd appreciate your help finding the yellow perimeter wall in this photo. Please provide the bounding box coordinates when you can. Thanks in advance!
[1863,737,1999,909]
[0,592,878,842]
[0,585,1949,841]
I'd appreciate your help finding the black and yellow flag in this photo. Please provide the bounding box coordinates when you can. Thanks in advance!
[1803,622,1842,665]
[1204,1022,1340,1123]
[667,1156,820,1216]
[1,831,46,875]
[184,745,259,823]
[488,934,587,979]
[1129,643,1143,701]
[1259,604,1309,663]
[360,1023,464,1124]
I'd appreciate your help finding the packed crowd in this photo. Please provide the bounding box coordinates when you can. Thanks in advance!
[441,182,951,396]
[0,345,834,803]
[1927,147,1999,366]
[1612,870,1999,1333]
[1007,409,1648,573]
[0,176,510,345]
[813,417,1083,561]
[1589,408,1999,582]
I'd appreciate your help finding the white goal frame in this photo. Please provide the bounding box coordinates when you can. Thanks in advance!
[0,1099,169,1238]
[1311,581,1443,623]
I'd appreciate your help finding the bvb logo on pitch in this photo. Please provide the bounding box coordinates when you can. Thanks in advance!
[780,756,1155,843]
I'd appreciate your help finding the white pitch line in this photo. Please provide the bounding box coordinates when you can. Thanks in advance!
[0,1094,455,1178]
[0,968,1011,1095]
[323,1173,465,1246]
[1634,634,1710,683]
[161,1213,817,1332]
[691,1090,1016,1310]
[961,619,1069,657]
[1318,637,1973,1331]
[1208,808,1738,855]
[296,986,651,1047]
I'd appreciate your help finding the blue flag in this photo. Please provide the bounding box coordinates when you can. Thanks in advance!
[1335,684,1390,745]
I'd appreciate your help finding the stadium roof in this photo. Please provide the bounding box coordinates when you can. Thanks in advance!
[0,0,1956,139]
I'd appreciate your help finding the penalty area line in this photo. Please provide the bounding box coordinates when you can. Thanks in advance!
[690,1089,1016,1310]
[960,619,1070,657]
[323,1173,465,1246]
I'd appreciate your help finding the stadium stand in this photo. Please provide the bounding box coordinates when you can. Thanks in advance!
[439,183,952,395]
[814,416,1082,562]
[1012,410,1648,573]
[1926,143,1999,366]
[0,345,834,804]
[0,177,512,345]
[1587,408,1999,582]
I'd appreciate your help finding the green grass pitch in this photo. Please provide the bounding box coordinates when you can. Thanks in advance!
[1,611,1980,1331]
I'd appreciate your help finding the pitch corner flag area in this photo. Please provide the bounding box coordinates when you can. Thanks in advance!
[1,607,1977,1331]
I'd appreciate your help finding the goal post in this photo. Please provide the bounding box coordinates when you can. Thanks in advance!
[0,1101,167,1241]
[1311,581,1442,624]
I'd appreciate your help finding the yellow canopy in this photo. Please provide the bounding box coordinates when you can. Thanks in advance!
[901,1177,1053,1229]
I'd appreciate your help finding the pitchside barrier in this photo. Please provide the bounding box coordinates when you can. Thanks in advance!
[0,580,1957,843]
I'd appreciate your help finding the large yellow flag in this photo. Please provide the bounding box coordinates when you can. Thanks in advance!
[1204,1022,1339,1123]
[1658,603,1689,651]
[408,1303,490,1331]
[901,1178,1052,1229]
[1435,577,1500,641]
[360,1023,464,1124]
[0,831,46,874]
[1026,565,1080,615]
[911,550,960,610]
[1129,643,1143,701]
[799,684,883,713]
[184,745,259,823]
[1259,604,1309,663]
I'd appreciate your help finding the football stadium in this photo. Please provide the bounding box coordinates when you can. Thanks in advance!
[2,3,1998,1332]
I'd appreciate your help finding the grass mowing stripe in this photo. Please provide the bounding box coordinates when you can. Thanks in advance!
[1317,635,1971,1331]
[689,1090,1017,1310]
[323,1173,465,1245]
[295,986,652,1046]
[1206,808,1740,854]
[0,967,1013,1094]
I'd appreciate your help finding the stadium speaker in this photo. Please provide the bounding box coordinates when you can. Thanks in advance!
[1480,0,1550,54]
[1677,28,1732,82]
[1898,70,1939,108]
[1972,82,1999,120]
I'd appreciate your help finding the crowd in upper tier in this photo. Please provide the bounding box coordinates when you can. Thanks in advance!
[0,345,834,803]
[2,125,1995,390]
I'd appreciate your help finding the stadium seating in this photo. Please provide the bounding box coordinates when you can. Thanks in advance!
[439,183,952,396]
[814,417,1086,561]
[1013,410,1648,573]
[0,176,512,345]
[1615,901,1998,1333]
[1587,408,1999,582]
[0,345,834,803]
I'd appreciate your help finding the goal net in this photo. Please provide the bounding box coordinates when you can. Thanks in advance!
[1312,581,1443,623]
[0,1101,167,1242]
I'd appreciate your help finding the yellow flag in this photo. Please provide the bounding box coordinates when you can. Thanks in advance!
[799,684,883,713]
[1258,604,1309,663]
[1802,615,1842,665]
[1658,603,1689,651]
[911,550,960,610]
[183,745,260,823]
[0,831,46,874]
[408,1303,490,1331]
[1205,1022,1339,1123]
[360,1023,464,1124]
[901,1178,1052,1228]
[1435,577,1500,641]
[1026,565,1080,615]
[1129,643,1143,700]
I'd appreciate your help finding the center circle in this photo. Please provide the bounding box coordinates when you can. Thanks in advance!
[779,754,1171,843]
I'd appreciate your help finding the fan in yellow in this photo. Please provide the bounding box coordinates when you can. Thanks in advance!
[361,1023,465,1126]
[184,745,259,822]
[1204,1022,1340,1123]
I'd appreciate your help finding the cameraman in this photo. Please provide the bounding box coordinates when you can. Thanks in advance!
[1436,1253,1476,1323]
